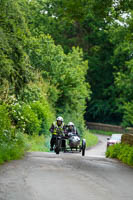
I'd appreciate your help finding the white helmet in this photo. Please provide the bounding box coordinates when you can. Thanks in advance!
[56,116,63,122]
[68,122,74,126]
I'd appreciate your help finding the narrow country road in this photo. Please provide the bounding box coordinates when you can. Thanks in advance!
[0,135,133,200]
[86,134,107,157]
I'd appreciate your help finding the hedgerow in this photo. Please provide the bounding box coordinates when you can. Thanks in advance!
[106,143,133,166]
[0,105,28,164]
[0,0,91,164]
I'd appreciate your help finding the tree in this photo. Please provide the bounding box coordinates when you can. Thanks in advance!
[0,0,31,99]
[33,0,133,124]
[28,34,91,133]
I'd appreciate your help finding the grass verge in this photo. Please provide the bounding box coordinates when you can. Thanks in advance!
[24,134,50,152]
[82,130,98,148]
[89,129,116,136]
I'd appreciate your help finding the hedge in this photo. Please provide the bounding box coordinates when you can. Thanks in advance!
[106,143,133,166]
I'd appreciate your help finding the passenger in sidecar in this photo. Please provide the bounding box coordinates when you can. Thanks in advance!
[65,122,80,137]
[65,122,81,149]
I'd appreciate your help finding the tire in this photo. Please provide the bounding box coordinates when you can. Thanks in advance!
[82,139,86,156]
[55,147,60,154]
[54,137,60,154]
[82,148,85,156]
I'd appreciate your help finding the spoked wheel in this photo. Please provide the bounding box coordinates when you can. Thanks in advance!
[82,139,86,156]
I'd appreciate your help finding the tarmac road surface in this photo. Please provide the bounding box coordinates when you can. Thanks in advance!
[85,134,108,157]
[0,135,133,200]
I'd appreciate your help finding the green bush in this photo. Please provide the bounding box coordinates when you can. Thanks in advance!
[9,80,56,136]
[20,104,41,135]
[106,144,121,158]
[106,143,133,166]
[10,102,41,135]
[0,105,16,146]
[0,104,29,164]
[0,131,28,164]
[127,148,133,165]
[0,104,11,136]
[31,100,55,135]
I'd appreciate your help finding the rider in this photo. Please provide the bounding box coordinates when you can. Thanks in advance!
[49,116,66,151]
[66,122,79,137]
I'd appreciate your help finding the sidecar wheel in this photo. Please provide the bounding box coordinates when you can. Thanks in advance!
[82,139,86,156]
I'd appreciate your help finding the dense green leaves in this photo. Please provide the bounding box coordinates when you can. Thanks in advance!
[33,0,133,126]
[0,0,31,95]
[1,0,133,159]
[28,34,90,133]
[106,143,133,166]
[0,105,11,139]
[0,0,91,144]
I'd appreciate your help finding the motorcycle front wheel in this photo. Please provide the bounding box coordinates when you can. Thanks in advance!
[55,137,61,154]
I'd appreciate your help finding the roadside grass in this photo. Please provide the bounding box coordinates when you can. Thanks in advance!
[82,130,98,148]
[24,134,50,152]
[0,143,26,164]
[25,131,99,153]
[89,129,116,136]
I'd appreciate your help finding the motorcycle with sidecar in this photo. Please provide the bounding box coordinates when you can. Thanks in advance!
[54,130,86,156]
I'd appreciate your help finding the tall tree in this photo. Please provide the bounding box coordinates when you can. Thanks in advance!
[31,0,132,124]
[0,0,31,100]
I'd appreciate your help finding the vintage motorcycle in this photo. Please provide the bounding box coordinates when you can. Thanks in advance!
[54,130,86,156]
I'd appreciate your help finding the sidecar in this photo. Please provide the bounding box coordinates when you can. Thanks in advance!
[65,132,86,156]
